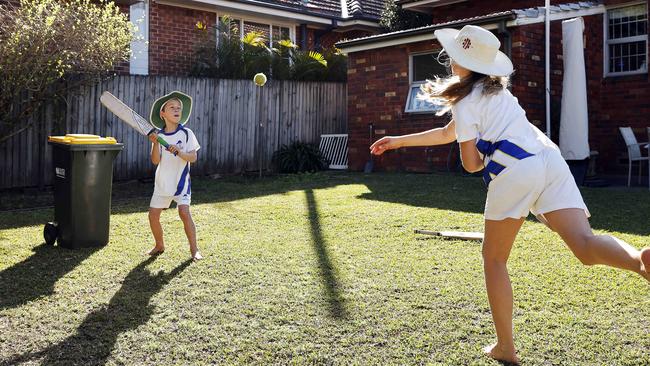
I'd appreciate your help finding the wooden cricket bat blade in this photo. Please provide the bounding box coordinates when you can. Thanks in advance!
[414,229,484,241]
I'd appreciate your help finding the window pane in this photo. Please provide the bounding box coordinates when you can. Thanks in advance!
[608,4,647,40]
[405,84,440,113]
[609,41,647,73]
[412,53,448,82]
[243,21,270,42]
[272,26,292,47]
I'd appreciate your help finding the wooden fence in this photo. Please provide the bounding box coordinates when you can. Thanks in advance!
[0,76,347,189]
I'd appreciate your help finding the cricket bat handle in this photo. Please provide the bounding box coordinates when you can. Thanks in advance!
[147,131,177,156]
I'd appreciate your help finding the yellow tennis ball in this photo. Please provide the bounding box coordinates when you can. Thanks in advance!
[253,73,267,86]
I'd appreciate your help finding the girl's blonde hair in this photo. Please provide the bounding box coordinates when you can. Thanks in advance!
[161,97,183,112]
[419,53,510,116]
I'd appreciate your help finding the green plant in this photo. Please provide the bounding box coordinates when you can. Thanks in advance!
[0,0,134,143]
[271,142,329,173]
[191,16,346,82]
[322,47,348,82]
[380,0,432,32]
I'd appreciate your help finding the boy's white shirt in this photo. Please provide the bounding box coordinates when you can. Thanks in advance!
[452,85,557,166]
[153,126,200,197]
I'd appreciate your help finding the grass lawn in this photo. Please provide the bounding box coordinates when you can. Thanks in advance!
[1,172,648,365]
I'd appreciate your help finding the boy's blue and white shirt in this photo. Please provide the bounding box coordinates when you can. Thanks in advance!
[153,126,200,197]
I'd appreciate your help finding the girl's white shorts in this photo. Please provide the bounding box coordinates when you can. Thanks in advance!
[485,147,590,221]
[150,194,191,209]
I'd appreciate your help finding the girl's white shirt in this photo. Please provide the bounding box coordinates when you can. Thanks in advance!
[452,85,557,167]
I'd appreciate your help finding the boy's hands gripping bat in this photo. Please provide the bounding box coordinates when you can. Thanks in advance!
[100,91,172,152]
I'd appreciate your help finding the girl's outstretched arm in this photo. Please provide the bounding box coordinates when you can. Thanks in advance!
[370,120,456,155]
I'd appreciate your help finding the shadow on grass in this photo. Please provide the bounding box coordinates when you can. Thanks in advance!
[0,244,99,311]
[1,257,191,366]
[3,172,648,236]
[357,173,650,236]
[357,173,486,215]
[305,189,348,319]
[0,174,348,230]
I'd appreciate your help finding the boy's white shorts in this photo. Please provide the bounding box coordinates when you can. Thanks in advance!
[484,147,590,221]
[150,194,191,209]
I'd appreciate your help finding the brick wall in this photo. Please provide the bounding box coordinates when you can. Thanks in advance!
[347,40,454,172]
[511,12,650,173]
[149,3,217,76]
[113,3,131,75]
[347,7,650,174]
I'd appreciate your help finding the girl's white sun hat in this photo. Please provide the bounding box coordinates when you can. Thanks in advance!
[434,25,513,77]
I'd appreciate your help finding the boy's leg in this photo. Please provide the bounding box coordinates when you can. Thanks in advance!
[148,207,165,254]
[542,208,649,281]
[482,217,525,364]
[178,205,202,260]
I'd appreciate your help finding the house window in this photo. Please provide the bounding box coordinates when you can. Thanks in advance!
[405,52,448,113]
[226,17,293,46]
[605,4,648,76]
[129,1,149,75]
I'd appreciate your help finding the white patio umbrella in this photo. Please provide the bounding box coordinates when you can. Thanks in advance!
[559,17,590,161]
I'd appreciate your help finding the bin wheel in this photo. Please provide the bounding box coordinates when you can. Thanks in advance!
[44,222,58,246]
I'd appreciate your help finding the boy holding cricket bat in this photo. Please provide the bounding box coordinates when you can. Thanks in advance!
[147,91,202,261]
[371,25,649,364]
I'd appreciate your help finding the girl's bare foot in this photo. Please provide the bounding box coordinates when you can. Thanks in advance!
[483,343,519,364]
[640,247,650,281]
[147,246,165,256]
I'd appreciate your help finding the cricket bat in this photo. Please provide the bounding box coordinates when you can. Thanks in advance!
[100,91,170,149]
[414,229,484,241]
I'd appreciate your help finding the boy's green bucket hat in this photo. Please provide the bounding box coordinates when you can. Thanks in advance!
[150,91,193,129]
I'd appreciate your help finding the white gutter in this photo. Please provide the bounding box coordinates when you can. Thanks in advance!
[545,0,551,139]
[514,5,605,25]
[338,22,507,54]
[337,19,382,28]
[155,0,333,25]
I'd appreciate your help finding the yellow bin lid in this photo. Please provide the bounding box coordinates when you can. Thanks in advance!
[48,134,118,145]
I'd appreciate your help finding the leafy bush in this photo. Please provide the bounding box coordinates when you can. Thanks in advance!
[271,142,330,173]
[380,0,432,32]
[0,0,134,143]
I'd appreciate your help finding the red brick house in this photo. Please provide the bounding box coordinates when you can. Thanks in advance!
[337,0,649,175]
[114,0,386,76]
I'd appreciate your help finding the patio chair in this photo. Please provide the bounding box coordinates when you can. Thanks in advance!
[619,127,650,188]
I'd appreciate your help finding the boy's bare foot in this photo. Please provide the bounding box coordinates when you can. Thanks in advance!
[191,250,203,261]
[640,247,650,281]
[483,343,519,364]
[147,246,165,256]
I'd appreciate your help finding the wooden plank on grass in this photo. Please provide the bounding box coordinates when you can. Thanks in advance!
[414,229,484,241]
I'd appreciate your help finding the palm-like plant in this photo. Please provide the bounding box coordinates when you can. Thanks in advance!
[291,50,328,81]
[241,31,271,79]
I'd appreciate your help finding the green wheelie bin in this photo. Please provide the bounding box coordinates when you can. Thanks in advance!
[44,134,124,248]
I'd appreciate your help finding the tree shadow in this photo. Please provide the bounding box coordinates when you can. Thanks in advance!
[304,188,349,319]
[1,257,192,366]
[0,243,99,311]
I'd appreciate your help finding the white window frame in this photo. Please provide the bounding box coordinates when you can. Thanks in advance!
[216,13,295,47]
[130,1,149,75]
[405,50,445,114]
[603,2,648,77]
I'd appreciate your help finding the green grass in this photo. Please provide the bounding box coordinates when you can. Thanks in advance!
[1,172,648,365]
